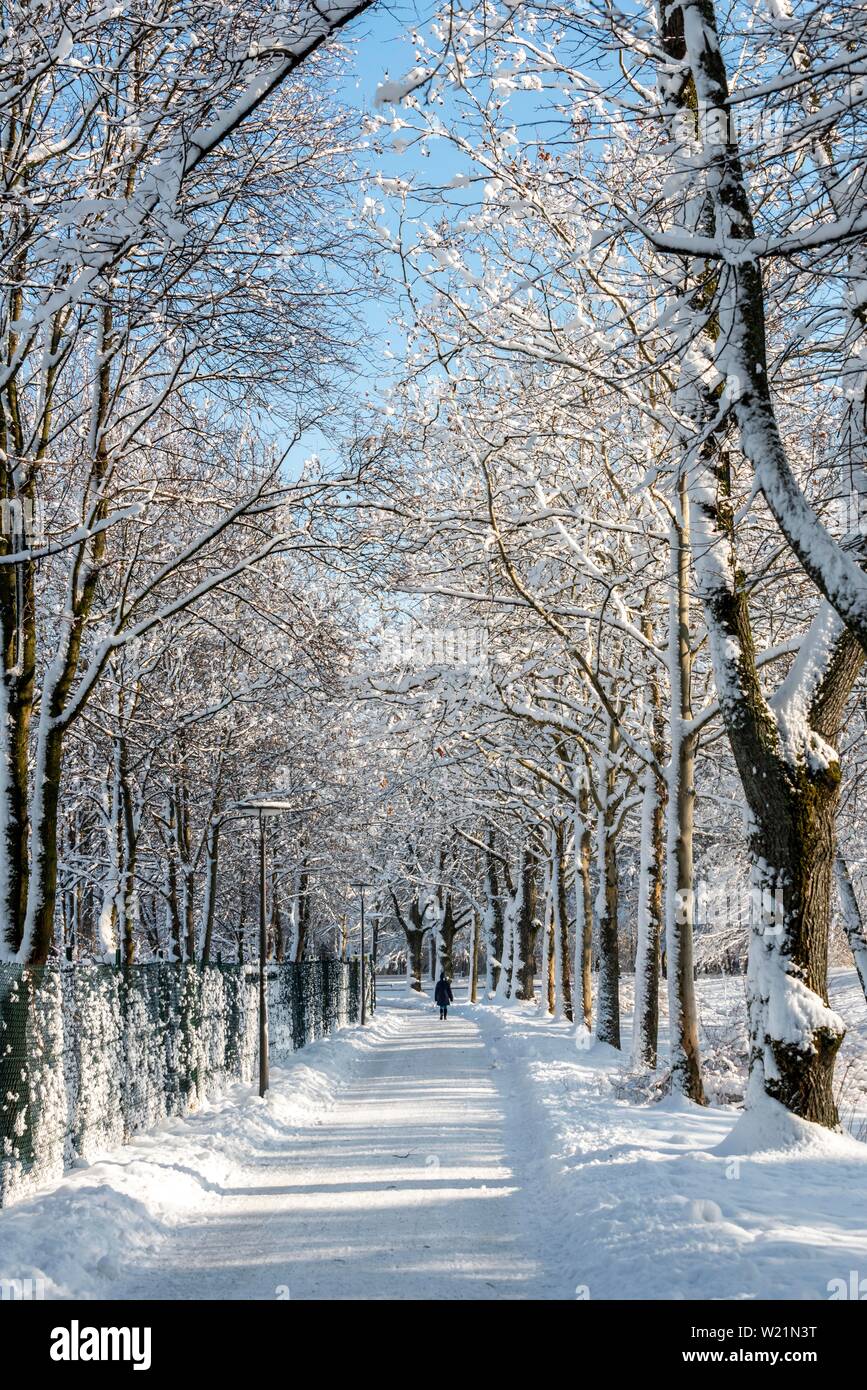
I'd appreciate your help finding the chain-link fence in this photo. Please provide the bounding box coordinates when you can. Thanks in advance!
[0,957,374,1208]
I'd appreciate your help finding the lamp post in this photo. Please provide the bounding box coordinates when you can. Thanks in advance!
[257,809,268,1097]
[216,797,313,1097]
[350,880,374,1026]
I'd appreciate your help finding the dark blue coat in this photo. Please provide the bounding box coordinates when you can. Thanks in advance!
[435,977,453,1006]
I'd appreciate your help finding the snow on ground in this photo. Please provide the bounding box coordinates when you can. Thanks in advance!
[1,972,865,1301]
[471,968,867,1300]
[0,1004,410,1299]
[0,989,570,1300]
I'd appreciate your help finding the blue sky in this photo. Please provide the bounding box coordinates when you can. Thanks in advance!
[279,5,424,475]
[280,2,559,476]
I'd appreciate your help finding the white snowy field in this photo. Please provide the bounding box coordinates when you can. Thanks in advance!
[0,972,865,1301]
[472,968,867,1301]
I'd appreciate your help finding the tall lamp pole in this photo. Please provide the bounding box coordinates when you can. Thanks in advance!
[258,809,268,1098]
[350,880,374,1026]
[216,797,313,1098]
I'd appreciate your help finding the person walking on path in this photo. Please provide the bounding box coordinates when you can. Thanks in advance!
[435,971,454,1020]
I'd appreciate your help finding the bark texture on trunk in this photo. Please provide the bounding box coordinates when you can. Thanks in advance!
[665,485,705,1103]
[595,735,621,1048]
[574,780,593,1029]
[483,829,506,996]
[391,889,429,992]
[554,821,574,1022]
[515,851,540,1001]
[835,853,867,1002]
[690,447,862,1127]
[633,765,664,1068]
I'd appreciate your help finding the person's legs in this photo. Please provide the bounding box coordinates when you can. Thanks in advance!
[443,1006,448,1020]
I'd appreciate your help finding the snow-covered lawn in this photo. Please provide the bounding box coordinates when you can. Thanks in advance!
[1,973,865,1301]
[472,968,867,1300]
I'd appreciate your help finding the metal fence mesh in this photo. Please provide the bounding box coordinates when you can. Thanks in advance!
[0,957,373,1208]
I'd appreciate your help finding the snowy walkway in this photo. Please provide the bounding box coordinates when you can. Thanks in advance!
[108,984,567,1300]
[6,974,866,1301]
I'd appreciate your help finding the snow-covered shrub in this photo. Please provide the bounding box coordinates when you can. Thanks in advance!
[0,959,364,1207]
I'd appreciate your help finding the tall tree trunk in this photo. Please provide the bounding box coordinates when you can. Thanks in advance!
[573,777,593,1028]
[484,829,505,995]
[268,868,280,962]
[746,768,847,1126]
[470,909,480,1003]
[497,857,522,1002]
[96,748,121,961]
[200,821,220,965]
[691,442,862,1126]
[633,763,665,1068]
[595,733,621,1048]
[391,889,427,991]
[21,716,66,964]
[0,496,36,958]
[632,603,666,1068]
[538,856,553,1017]
[665,485,706,1102]
[554,821,574,1022]
[546,907,556,1016]
[118,736,138,966]
[407,929,425,990]
[164,801,183,964]
[293,862,310,962]
[835,852,867,1002]
[515,850,540,1000]
[437,894,459,979]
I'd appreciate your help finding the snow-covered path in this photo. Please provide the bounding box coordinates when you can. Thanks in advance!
[110,985,566,1300]
[4,974,867,1301]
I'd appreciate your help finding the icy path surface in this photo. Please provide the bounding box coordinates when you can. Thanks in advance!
[110,983,566,1301]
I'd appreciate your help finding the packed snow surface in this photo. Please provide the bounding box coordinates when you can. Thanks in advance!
[1,975,865,1300]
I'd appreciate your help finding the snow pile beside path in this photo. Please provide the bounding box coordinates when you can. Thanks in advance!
[0,1008,402,1300]
[716,1095,867,1158]
[473,971,867,1301]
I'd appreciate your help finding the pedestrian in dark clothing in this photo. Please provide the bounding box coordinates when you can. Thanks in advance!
[434,972,454,1020]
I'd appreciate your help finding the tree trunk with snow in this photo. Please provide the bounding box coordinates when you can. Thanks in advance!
[633,765,664,1069]
[470,909,481,1002]
[691,448,862,1126]
[633,603,666,1069]
[665,489,706,1102]
[483,829,505,995]
[835,853,867,1002]
[498,855,523,1002]
[595,733,621,1047]
[744,759,850,1127]
[546,903,556,1015]
[293,862,311,963]
[436,892,461,980]
[553,821,574,1022]
[117,737,139,966]
[200,822,220,965]
[391,889,428,991]
[658,0,867,655]
[574,778,594,1028]
[515,849,540,1001]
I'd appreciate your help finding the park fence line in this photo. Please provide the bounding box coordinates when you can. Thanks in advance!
[0,958,374,1209]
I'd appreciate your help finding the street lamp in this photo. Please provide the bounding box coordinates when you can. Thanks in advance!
[217,797,312,1097]
[350,880,375,1026]
[256,809,268,1097]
